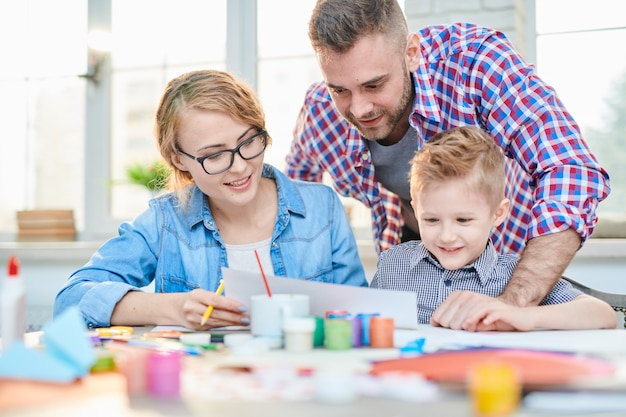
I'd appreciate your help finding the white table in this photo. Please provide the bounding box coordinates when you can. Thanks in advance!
[3,326,626,417]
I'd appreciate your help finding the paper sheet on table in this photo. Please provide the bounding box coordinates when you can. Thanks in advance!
[394,325,626,355]
[222,267,418,329]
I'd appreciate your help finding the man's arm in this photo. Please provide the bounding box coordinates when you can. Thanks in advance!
[499,229,581,307]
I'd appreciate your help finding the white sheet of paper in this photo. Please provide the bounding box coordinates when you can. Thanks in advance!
[394,325,626,355]
[221,267,418,329]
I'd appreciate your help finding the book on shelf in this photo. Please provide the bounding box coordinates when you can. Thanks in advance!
[16,210,76,241]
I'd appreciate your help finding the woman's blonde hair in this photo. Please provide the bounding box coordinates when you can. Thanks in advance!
[154,69,270,205]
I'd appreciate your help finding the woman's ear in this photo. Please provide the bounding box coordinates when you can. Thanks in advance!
[492,198,510,227]
[170,152,188,172]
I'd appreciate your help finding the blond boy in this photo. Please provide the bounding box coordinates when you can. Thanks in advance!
[371,126,615,331]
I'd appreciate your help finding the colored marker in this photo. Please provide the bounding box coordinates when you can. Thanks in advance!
[128,338,203,355]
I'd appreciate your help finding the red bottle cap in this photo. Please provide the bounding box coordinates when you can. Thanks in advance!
[7,256,20,277]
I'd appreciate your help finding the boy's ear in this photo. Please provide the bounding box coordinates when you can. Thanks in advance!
[493,198,510,227]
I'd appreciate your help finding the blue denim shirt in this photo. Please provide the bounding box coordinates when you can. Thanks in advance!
[54,164,367,327]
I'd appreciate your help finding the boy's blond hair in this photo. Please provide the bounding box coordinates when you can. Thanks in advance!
[410,126,506,209]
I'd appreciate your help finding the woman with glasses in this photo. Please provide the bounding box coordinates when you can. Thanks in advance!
[54,69,367,330]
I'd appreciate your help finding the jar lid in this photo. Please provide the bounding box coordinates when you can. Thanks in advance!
[283,317,316,332]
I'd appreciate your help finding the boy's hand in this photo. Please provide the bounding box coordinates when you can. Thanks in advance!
[430,290,536,332]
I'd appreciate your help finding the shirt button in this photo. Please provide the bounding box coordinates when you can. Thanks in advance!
[444,279,452,287]
[362,152,369,161]
[272,242,278,247]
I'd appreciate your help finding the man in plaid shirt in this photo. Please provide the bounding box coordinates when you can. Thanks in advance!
[285,0,610,328]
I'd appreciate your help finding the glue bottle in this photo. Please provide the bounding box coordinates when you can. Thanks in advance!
[1,255,27,350]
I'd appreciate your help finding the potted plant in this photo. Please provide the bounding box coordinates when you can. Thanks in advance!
[125,160,171,193]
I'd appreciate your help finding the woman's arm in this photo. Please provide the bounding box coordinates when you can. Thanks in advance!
[110,289,248,330]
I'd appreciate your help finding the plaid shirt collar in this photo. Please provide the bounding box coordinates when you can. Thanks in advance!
[410,239,499,286]
[409,55,442,127]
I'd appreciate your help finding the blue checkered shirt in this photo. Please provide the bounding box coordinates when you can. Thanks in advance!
[370,240,582,324]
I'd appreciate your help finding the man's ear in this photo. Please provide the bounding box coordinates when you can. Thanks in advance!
[406,33,420,72]
[493,198,510,227]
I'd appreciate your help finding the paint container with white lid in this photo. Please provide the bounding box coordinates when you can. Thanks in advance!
[283,317,316,352]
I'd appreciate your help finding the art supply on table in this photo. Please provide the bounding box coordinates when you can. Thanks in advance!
[94,326,134,341]
[1,255,26,350]
[223,333,253,348]
[324,318,352,350]
[127,338,203,355]
[325,309,349,319]
[370,348,615,385]
[209,332,226,343]
[250,293,310,346]
[90,349,116,373]
[283,317,316,352]
[179,332,211,346]
[201,279,225,326]
[254,249,272,297]
[399,338,426,356]
[310,316,325,347]
[350,315,362,347]
[107,342,149,396]
[327,311,350,319]
[146,350,183,398]
[369,316,394,348]
[356,312,380,346]
[143,330,185,339]
[469,361,521,417]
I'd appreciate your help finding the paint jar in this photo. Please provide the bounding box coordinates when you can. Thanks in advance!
[310,315,325,347]
[350,315,362,347]
[369,316,394,348]
[108,343,149,396]
[355,312,380,346]
[325,309,349,319]
[146,350,183,398]
[324,318,352,350]
[250,293,310,348]
[469,361,521,417]
[283,317,316,352]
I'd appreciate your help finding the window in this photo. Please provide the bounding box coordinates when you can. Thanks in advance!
[3,1,622,242]
[108,0,227,220]
[0,0,86,235]
[536,0,626,231]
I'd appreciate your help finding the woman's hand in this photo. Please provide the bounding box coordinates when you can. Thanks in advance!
[181,288,249,330]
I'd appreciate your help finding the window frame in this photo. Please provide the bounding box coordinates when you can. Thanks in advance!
[83,0,258,240]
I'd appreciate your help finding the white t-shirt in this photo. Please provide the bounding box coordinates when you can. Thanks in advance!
[224,237,275,276]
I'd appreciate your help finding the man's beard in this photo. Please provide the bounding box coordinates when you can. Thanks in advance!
[346,70,413,141]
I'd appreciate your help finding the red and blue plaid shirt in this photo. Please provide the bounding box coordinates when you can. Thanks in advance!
[286,23,610,255]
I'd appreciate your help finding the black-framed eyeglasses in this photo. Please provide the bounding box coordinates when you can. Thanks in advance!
[176,129,267,175]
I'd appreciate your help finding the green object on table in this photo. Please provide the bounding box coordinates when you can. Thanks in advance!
[311,316,325,347]
[324,318,352,350]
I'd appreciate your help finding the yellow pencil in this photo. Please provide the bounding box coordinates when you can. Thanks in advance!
[200,279,225,326]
